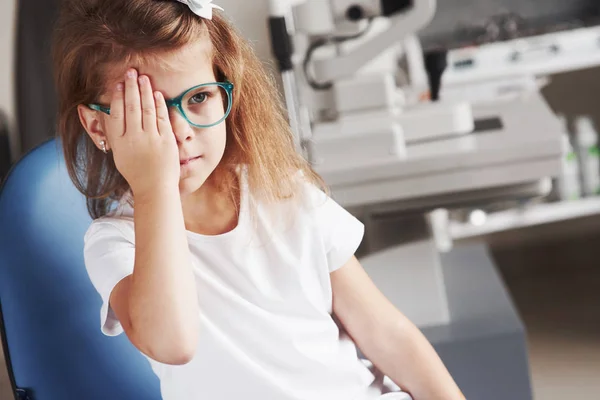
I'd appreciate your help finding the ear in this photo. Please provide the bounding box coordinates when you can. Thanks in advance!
[77,104,110,152]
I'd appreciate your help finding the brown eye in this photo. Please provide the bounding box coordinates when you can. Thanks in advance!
[189,92,209,105]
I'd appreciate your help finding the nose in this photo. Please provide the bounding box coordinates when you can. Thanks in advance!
[169,108,194,143]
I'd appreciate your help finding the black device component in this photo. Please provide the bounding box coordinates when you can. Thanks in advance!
[473,117,504,133]
[269,17,294,72]
[408,117,504,146]
[346,5,365,21]
[453,58,475,69]
[381,0,413,17]
[347,1,413,21]
[423,49,448,101]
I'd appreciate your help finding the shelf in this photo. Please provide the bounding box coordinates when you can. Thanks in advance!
[449,197,600,239]
[443,26,600,86]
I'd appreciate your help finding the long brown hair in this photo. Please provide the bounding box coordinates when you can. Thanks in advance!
[52,0,323,219]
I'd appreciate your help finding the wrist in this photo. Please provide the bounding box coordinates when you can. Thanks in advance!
[132,183,180,204]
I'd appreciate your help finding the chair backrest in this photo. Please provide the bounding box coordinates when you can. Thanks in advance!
[0,140,160,400]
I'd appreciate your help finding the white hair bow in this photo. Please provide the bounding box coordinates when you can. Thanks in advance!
[174,0,223,20]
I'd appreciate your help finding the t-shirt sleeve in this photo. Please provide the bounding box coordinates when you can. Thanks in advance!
[302,181,365,272]
[83,219,135,337]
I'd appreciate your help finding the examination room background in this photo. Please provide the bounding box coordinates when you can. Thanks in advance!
[1,0,600,399]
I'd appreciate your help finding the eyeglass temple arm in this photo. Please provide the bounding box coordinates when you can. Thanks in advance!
[89,104,111,115]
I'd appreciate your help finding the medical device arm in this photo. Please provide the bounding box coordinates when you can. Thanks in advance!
[312,0,437,82]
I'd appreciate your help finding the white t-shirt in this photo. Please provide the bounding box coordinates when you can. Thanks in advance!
[83,176,403,400]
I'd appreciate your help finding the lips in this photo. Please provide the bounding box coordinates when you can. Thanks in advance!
[180,155,202,166]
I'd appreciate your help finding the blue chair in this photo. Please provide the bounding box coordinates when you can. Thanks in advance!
[0,139,415,400]
[0,139,160,400]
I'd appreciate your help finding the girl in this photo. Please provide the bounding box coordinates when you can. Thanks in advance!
[53,0,465,399]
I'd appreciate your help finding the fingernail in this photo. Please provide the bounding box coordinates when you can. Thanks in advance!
[154,91,162,100]
[138,75,146,85]
[126,69,136,79]
[116,83,124,91]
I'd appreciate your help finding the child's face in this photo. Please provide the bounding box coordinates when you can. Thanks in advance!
[100,39,227,196]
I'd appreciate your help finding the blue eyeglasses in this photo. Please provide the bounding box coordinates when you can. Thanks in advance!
[89,81,234,128]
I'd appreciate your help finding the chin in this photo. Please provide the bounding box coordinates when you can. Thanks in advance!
[178,152,224,195]
[178,176,208,196]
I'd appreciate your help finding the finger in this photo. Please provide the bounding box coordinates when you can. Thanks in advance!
[138,75,157,133]
[154,91,173,137]
[106,82,125,140]
[124,69,142,134]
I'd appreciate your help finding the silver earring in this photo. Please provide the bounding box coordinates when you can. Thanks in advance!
[100,140,108,154]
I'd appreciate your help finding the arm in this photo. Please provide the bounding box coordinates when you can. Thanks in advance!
[331,256,465,400]
[110,188,199,365]
[104,71,199,365]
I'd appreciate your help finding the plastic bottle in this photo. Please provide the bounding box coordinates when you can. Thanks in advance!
[574,116,600,196]
[556,116,581,201]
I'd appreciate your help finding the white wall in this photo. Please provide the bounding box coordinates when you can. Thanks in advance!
[0,0,17,159]
[218,0,276,70]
